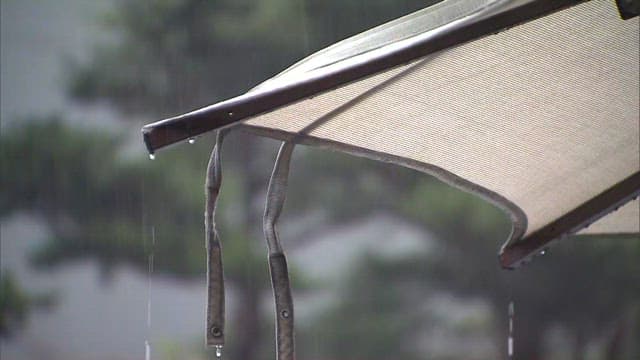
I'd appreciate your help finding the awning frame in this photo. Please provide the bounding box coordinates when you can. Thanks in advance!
[142,0,639,269]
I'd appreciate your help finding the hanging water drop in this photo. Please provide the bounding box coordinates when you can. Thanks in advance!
[188,138,195,144]
[539,249,546,256]
[215,345,223,359]
[149,154,155,160]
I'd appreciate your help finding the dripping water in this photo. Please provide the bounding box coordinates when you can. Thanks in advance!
[145,340,151,360]
[149,154,155,160]
[508,301,514,359]
[145,226,156,359]
[188,138,195,144]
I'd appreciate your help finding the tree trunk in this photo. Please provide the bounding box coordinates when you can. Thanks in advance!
[230,135,268,360]
[572,328,586,360]
[233,282,262,360]
[606,319,624,360]
[514,321,544,360]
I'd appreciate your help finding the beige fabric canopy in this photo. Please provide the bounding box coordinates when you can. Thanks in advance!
[143,0,640,268]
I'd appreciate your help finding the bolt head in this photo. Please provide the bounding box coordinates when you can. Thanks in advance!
[210,326,222,337]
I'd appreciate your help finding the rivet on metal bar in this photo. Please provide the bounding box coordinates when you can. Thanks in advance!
[205,131,226,357]
[264,142,296,360]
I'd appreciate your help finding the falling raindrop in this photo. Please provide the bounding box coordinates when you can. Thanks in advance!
[145,340,151,360]
[215,345,223,359]
[508,301,515,359]
[149,154,155,160]
[188,138,195,144]
[145,227,155,360]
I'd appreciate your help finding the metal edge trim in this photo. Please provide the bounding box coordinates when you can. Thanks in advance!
[499,172,640,269]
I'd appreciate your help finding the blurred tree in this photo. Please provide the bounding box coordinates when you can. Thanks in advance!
[301,254,426,360]
[1,119,210,277]
[68,0,437,115]
[0,272,31,338]
[373,178,640,360]
[0,119,273,357]
[0,271,53,338]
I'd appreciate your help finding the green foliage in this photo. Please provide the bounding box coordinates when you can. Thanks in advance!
[70,0,305,115]
[0,118,250,279]
[353,177,640,358]
[298,170,640,359]
[303,255,424,360]
[0,272,30,337]
[0,271,54,338]
[68,0,438,117]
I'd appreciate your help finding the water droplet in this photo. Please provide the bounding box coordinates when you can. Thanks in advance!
[149,154,155,160]
[188,138,195,144]
[215,345,223,358]
[539,249,546,256]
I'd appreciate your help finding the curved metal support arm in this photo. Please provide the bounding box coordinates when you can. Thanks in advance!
[205,131,226,353]
[269,253,295,360]
[264,143,294,254]
[264,142,296,360]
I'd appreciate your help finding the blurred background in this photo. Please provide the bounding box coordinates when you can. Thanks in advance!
[1,1,639,359]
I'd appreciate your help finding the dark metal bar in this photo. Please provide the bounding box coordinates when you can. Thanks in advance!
[141,0,583,154]
[615,0,640,19]
[500,171,640,269]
